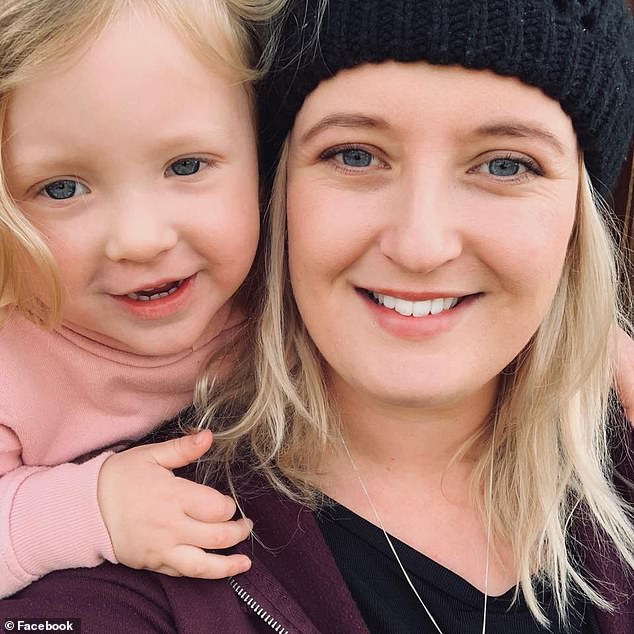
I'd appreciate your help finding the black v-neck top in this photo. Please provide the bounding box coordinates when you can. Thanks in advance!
[317,501,601,634]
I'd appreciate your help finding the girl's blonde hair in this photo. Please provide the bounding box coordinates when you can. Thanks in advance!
[0,0,286,326]
[196,139,634,625]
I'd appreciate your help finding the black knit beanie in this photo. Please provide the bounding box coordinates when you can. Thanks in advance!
[259,0,634,194]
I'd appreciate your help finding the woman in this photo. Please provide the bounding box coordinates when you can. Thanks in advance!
[3,1,634,632]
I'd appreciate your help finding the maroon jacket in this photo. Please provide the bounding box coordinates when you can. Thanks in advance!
[1,426,632,634]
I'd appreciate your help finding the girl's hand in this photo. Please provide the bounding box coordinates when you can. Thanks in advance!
[97,431,252,578]
[616,327,634,423]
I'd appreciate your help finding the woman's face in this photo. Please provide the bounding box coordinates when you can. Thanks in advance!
[286,61,579,413]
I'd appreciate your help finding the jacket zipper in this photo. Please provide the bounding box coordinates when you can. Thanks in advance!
[228,577,291,634]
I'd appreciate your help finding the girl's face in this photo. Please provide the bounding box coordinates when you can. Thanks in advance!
[4,8,259,355]
[286,61,579,414]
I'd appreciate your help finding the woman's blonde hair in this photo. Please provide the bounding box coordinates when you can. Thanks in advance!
[0,0,286,327]
[197,138,634,624]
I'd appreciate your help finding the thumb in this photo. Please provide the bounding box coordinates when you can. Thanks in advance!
[148,430,214,470]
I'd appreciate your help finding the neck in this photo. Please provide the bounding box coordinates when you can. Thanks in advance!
[328,373,499,476]
[316,373,517,597]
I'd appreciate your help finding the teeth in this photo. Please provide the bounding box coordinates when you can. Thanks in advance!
[430,298,444,315]
[412,300,431,317]
[371,292,459,317]
[394,299,411,316]
[126,279,184,301]
[383,295,397,309]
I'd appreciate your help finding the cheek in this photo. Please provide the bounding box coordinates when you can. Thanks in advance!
[286,181,376,284]
[207,215,259,283]
[287,182,322,281]
[20,198,98,261]
[220,200,259,255]
[482,196,576,308]
[196,171,260,275]
[51,248,91,296]
[33,221,93,288]
[34,243,90,313]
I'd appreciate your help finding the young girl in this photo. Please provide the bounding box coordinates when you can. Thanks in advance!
[0,0,283,597]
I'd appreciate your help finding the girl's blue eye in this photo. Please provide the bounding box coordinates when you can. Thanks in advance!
[340,148,373,168]
[168,158,203,176]
[42,180,87,200]
[487,158,525,177]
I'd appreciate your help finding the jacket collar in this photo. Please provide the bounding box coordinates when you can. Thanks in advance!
[230,472,369,633]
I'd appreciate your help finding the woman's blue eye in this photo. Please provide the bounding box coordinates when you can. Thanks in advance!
[168,158,203,176]
[42,180,86,200]
[488,158,523,176]
[471,155,542,181]
[321,146,386,172]
[486,158,526,177]
[339,148,373,168]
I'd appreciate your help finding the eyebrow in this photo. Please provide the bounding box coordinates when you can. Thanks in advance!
[472,123,568,156]
[298,113,390,145]
[297,113,570,157]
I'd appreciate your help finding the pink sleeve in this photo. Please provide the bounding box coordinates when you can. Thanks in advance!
[0,452,117,598]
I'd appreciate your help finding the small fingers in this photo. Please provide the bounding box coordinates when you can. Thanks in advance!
[151,564,182,577]
[148,431,213,471]
[163,546,252,579]
[179,480,237,522]
[184,516,253,551]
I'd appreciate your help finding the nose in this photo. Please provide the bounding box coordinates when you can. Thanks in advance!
[104,190,178,263]
[379,167,463,273]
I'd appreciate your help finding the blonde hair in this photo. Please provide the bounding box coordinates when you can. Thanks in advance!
[197,138,634,624]
[0,0,286,327]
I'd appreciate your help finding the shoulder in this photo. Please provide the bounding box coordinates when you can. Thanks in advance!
[0,315,59,436]
[2,564,173,632]
[580,406,634,632]
[2,563,244,634]
[0,314,47,381]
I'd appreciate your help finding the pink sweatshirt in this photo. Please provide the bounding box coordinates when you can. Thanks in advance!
[0,305,241,597]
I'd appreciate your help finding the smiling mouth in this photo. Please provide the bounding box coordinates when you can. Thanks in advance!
[368,291,462,317]
[126,279,186,301]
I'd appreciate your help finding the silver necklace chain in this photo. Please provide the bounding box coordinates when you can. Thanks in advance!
[340,430,496,634]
